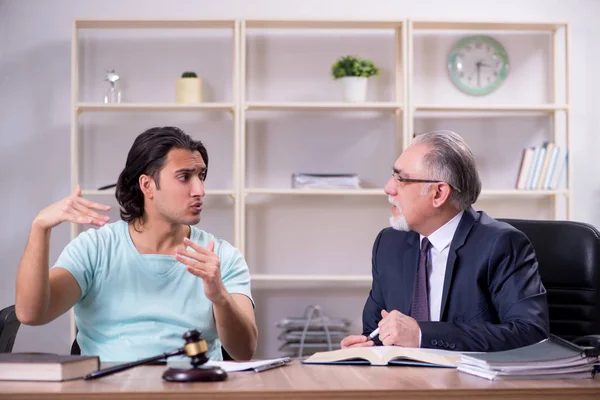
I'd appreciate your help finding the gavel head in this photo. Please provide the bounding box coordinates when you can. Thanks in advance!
[181,329,209,368]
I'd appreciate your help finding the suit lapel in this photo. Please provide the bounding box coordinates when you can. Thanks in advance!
[402,232,420,315]
[439,208,479,320]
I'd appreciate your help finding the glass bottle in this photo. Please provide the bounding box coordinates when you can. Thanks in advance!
[103,70,122,104]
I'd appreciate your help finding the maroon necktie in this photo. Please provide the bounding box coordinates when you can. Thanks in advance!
[410,237,431,321]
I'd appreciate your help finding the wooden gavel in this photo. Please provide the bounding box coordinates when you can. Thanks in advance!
[84,329,227,382]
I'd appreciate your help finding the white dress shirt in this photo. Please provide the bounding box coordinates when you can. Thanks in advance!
[417,211,463,345]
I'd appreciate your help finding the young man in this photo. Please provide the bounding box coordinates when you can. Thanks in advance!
[16,126,257,361]
[341,130,549,352]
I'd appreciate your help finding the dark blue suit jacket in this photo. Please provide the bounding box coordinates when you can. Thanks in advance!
[362,208,549,352]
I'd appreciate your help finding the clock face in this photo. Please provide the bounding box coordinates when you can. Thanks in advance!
[448,35,509,96]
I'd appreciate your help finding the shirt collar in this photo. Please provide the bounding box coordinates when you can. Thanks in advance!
[420,211,464,252]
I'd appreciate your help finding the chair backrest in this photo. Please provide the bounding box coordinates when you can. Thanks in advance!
[0,305,21,353]
[500,219,600,341]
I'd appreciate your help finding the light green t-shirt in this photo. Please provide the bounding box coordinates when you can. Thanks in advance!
[52,220,253,362]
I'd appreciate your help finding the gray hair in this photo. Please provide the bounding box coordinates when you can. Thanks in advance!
[412,130,481,211]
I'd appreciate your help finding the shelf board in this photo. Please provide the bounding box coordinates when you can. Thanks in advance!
[246,20,403,29]
[246,102,402,112]
[81,189,566,198]
[479,189,569,197]
[245,188,383,196]
[252,274,371,282]
[76,103,234,113]
[251,274,372,288]
[411,20,566,31]
[244,188,567,197]
[82,189,235,197]
[75,19,236,30]
[414,104,568,113]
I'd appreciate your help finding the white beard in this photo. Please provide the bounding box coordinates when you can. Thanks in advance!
[388,196,410,231]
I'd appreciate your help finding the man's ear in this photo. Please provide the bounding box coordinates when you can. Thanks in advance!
[139,174,154,199]
[431,182,451,208]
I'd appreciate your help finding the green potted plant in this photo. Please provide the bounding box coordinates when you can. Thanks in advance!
[176,71,203,103]
[331,56,380,102]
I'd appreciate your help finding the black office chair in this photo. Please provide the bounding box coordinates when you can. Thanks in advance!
[500,218,600,346]
[0,305,21,353]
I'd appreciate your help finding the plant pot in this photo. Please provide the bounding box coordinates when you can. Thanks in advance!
[175,77,203,103]
[341,77,368,102]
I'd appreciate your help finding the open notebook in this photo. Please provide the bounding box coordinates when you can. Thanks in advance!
[302,346,461,368]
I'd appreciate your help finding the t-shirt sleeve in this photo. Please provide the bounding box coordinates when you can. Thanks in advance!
[51,228,98,300]
[217,240,254,307]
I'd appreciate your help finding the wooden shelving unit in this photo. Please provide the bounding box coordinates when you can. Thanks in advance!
[76,102,235,113]
[81,189,235,197]
[70,19,241,340]
[71,19,571,345]
[245,102,402,111]
[408,19,570,219]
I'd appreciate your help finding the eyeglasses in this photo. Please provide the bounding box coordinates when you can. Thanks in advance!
[392,169,462,193]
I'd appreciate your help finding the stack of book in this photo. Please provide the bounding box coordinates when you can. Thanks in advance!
[0,353,99,381]
[515,142,568,190]
[292,173,361,189]
[276,305,352,359]
[458,335,599,380]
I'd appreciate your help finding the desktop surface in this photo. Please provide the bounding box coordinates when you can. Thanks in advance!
[0,361,599,399]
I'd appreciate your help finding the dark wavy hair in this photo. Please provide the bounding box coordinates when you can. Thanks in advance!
[115,126,208,223]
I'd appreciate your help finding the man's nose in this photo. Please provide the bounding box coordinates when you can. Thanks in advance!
[384,177,396,195]
[191,178,205,197]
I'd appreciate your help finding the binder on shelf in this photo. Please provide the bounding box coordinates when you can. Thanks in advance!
[291,173,361,189]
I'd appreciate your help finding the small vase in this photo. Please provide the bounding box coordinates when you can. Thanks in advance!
[341,77,368,102]
[176,78,203,104]
[104,85,121,104]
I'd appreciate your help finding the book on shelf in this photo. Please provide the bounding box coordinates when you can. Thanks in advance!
[515,142,567,191]
[516,147,535,189]
[536,142,555,190]
[302,346,461,368]
[542,146,561,189]
[292,173,361,189]
[528,142,547,189]
[0,353,99,382]
[457,335,599,381]
[549,149,568,190]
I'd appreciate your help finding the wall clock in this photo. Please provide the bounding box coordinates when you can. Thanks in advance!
[447,35,509,96]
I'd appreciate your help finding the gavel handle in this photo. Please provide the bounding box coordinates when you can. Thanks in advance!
[84,348,184,380]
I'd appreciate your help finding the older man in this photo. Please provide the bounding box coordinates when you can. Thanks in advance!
[342,130,549,352]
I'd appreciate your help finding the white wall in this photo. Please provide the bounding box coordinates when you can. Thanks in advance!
[1,0,599,357]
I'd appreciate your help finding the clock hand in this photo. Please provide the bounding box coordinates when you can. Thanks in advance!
[476,61,481,87]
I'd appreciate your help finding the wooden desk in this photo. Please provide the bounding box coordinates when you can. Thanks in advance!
[1,361,599,400]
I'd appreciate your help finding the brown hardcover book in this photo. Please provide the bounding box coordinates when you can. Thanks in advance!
[0,353,99,381]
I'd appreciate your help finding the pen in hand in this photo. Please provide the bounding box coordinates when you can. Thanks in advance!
[367,327,379,340]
